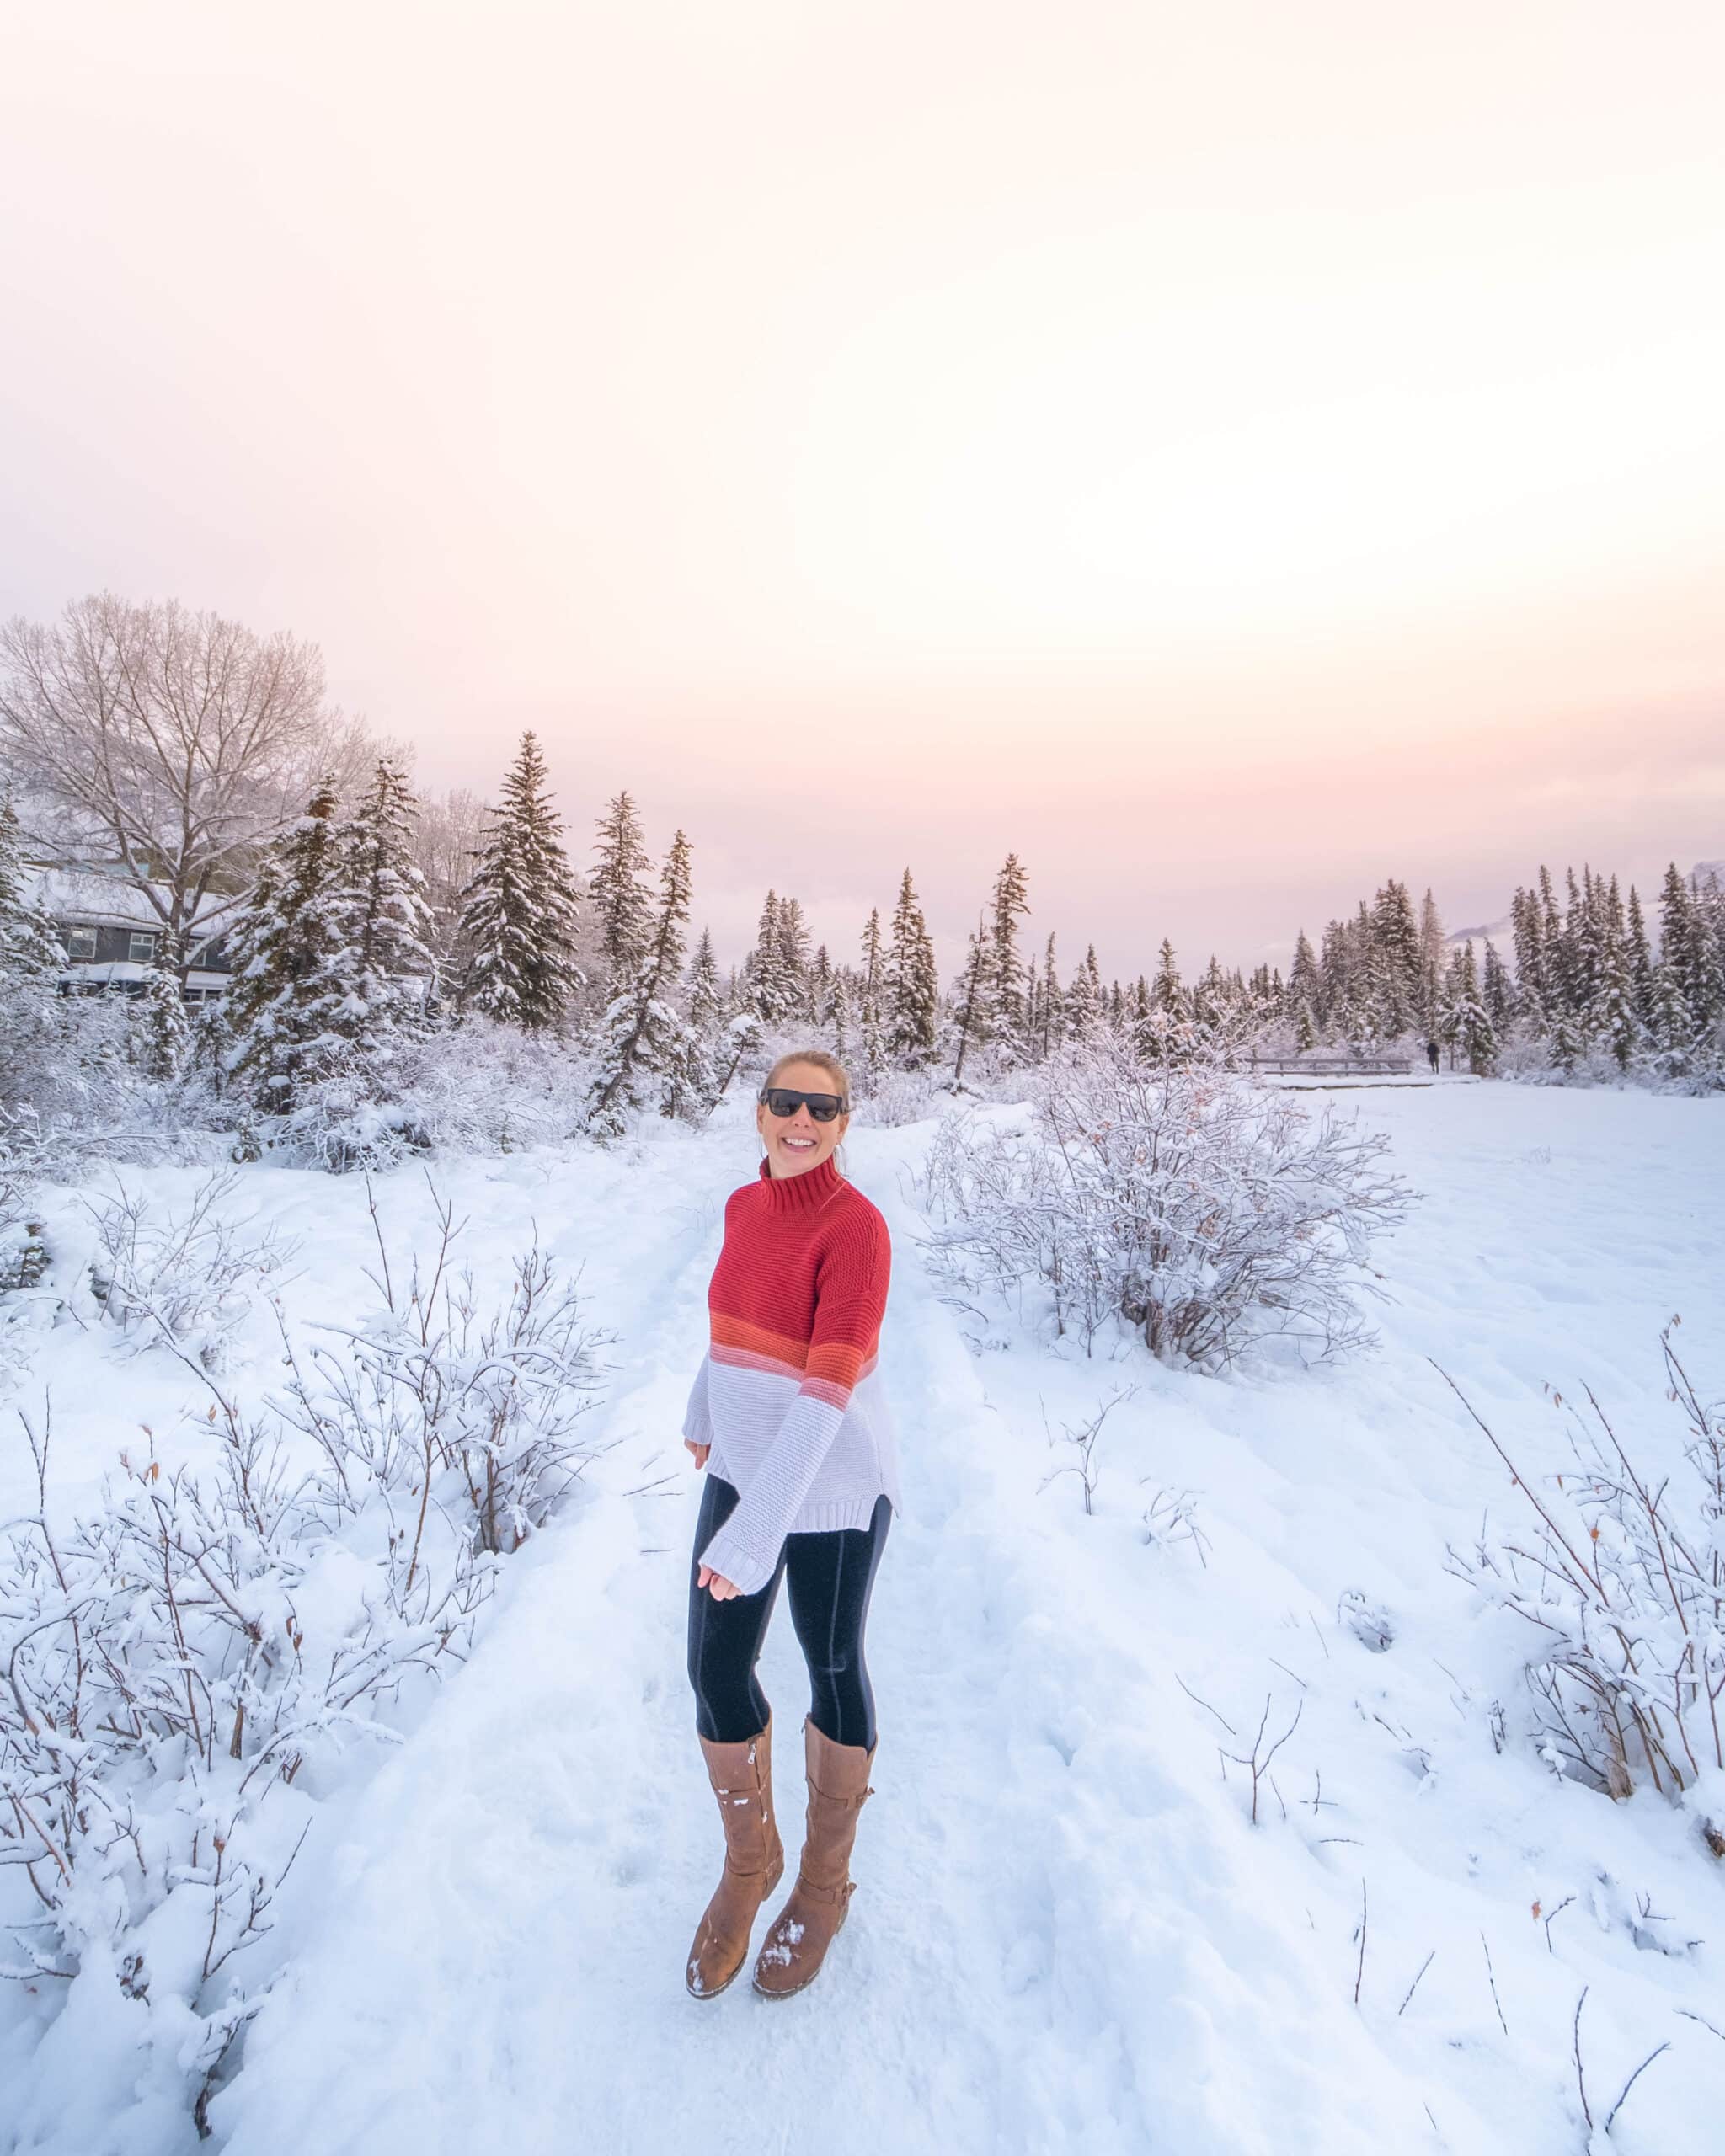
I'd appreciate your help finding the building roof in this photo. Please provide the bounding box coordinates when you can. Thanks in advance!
[24,864,239,938]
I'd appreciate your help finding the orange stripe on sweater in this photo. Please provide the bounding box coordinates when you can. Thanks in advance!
[707,1339,879,1397]
[711,1311,810,1370]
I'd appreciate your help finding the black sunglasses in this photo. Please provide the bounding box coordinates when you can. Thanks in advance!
[758,1086,850,1123]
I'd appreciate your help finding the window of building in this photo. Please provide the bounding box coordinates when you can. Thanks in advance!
[66,926,97,963]
[128,931,158,966]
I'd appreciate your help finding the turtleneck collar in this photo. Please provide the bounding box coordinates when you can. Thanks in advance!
[756,1150,844,1214]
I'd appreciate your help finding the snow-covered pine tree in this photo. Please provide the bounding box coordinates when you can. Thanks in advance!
[588,828,700,1133]
[1191,953,1230,1043]
[128,931,193,1081]
[1317,919,1353,1041]
[745,891,798,1027]
[858,907,885,1076]
[1625,884,1656,1028]
[884,868,937,1068]
[810,943,833,1027]
[1648,951,1696,1079]
[776,896,813,1020]
[344,758,436,1049]
[983,851,1031,1067]
[829,969,854,1060]
[1509,886,1548,1036]
[1589,904,1640,1073]
[0,795,63,985]
[1038,931,1062,1058]
[1128,975,1156,1060]
[1571,867,1608,1027]
[1370,878,1420,1037]
[1439,941,1496,1075]
[1417,888,1446,1037]
[459,733,584,1030]
[1548,1006,1583,1075]
[589,789,654,1005]
[949,915,990,1086]
[1674,864,1724,1045]
[226,777,355,1107]
[1287,930,1319,1033]
[1063,947,1103,1041]
[1480,938,1516,1033]
[686,927,724,1033]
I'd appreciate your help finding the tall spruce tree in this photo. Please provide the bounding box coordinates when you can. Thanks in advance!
[829,969,854,1060]
[858,906,885,1075]
[0,796,62,984]
[984,852,1031,1065]
[1038,931,1062,1057]
[949,915,991,1085]
[1371,878,1421,1036]
[588,828,699,1132]
[589,790,654,1003]
[775,895,813,1019]
[132,937,193,1081]
[884,868,937,1067]
[1625,885,1656,1027]
[460,733,584,1030]
[746,891,800,1026]
[226,777,355,1106]
[344,759,436,1045]
[1439,942,1496,1075]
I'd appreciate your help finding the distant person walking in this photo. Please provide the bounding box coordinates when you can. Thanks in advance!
[1425,1038,1441,1075]
[681,1049,897,2001]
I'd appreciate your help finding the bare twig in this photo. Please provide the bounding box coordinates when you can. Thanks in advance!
[1604,2041,1669,2134]
[1397,1950,1435,2017]
[1482,1932,1509,2036]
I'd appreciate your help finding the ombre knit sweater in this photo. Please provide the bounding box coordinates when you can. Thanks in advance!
[684,1152,898,1596]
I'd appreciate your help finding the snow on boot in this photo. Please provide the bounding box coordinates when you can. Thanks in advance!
[686,1713,784,1999]
[751,1716,875,2000]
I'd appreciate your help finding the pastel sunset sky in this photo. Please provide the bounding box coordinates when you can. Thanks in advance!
[3,2,1722,975]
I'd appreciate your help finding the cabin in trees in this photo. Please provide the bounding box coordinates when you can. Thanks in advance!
[25,866,235,1003]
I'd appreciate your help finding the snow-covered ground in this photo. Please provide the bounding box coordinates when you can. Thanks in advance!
[4,1080,1724,2155]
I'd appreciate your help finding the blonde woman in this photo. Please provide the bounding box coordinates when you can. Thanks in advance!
[681,1049,897,1999]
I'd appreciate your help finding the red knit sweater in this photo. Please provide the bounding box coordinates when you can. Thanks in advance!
[684,1154,897,1594]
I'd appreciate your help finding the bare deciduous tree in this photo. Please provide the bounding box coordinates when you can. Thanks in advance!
[0,592,370,969]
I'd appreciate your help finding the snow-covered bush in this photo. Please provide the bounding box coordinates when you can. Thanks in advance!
[1446,1331,1725,1826]
[856,1060,974,1127]
[0,984,140,1147]
[0,1199,611,2132]
[274,1179,611,1557]
[918,1036,1414,1369]
[83,1168,298,1364]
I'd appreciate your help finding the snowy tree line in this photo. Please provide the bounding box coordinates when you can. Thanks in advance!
[1260,866,1725,1086]
[3,593,1723,1174]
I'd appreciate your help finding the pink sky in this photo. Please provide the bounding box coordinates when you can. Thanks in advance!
[3,2,1722,976]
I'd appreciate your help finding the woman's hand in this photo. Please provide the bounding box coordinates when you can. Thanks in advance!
[686,1439,710,1469]
[697,1563,741,1601]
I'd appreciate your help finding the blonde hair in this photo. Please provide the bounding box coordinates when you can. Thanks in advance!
[764,1047,852,1101]
[760,1048,853,1177]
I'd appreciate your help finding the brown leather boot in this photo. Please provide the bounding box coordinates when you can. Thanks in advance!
[751,1716,876,2000]
[686,1714,785,1999]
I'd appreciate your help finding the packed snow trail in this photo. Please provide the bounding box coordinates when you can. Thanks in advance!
[206,1109,1430,2156]
[11,1086,1717,2155]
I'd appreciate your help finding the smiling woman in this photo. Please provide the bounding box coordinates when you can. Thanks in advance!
[679,1049,900,2002]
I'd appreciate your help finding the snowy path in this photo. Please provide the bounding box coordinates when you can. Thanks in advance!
[10,1086,1722,2155]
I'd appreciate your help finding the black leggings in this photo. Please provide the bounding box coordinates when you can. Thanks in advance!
[687,1474,891,1751]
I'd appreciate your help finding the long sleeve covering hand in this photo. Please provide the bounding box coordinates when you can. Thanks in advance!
[691,1156,895,1596]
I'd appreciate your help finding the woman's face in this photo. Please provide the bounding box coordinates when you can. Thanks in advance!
[756,1059,851,1178]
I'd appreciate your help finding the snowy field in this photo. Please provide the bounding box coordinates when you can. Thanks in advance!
[4,1079,1725,2156]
